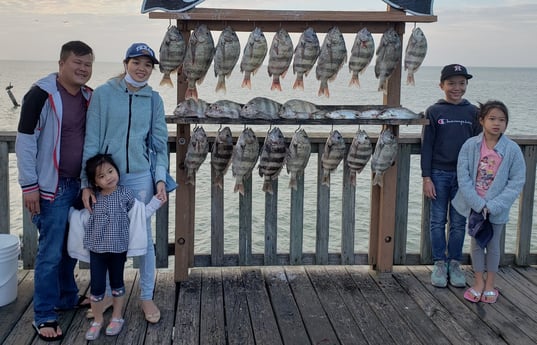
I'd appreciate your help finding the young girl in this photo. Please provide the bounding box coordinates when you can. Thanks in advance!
[82,154,162,340]
[452,100,526,303]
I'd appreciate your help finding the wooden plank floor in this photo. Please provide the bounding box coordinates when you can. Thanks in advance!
[1,265,537,345]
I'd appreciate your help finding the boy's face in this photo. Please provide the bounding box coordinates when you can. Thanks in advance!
[439,75,468,104]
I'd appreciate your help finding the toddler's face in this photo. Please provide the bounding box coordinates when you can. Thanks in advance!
[95,162,119,193]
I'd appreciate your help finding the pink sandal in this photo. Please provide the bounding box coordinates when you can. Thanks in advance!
[463,288,482,303]
[480,289,499,304]
[85,321,102,340]
[106,318,125,336]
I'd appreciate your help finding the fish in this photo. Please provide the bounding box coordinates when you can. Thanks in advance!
[377,107,423,120]
[346,129,372,186]
[286,128,311,190]
[348,27,375,87]
[159,25,186,87]
[232,127,260,195]
[404,27,428,85]
[184,126,209,186]
[240,27,268,89]
[320,130,346,186]
[358,108,382,119]
[183,24,215,101]
[316,26,347,97]
[205,100,242,119]
[240,97,281,120]
[279,99,322,119]
[324,109,359,120]
[214,26,241,93]
[375,27,402,94]
[292,27,320,90]
[173,98,209,118]
[211,126,234,189]
[371,127,398,187]
[267,28,294,91]
[258,127,287,194]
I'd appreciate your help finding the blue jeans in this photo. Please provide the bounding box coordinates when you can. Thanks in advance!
[429,169,467,262]
[120,170,156,301]
[33,178,80,325]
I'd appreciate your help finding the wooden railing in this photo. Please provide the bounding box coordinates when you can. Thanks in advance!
[1,131,536,273]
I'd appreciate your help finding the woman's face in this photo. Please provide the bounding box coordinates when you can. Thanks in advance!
[125,56,154,82]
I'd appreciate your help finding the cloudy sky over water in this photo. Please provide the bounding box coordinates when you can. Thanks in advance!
[0,0,535,67]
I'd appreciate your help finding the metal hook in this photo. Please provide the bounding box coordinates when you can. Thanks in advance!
[295,124,302,133]
[218,123,222,131]
[413,22,417,29]
[168,19,172,29]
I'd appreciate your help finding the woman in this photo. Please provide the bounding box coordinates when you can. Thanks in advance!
[81,43,168,323]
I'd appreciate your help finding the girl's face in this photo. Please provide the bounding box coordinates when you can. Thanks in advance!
[125,56,153,82]
[94,162,119,194]
[439,75,467,104]
[480,107,507,138]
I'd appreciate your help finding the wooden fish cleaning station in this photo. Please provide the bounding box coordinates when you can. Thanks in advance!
[149,7,437,281]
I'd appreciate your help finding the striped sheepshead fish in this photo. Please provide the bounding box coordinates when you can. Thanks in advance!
[211,126,234,189]
[371,127,398,187]
[240,27,268,89]
[348,27,375,87]
[232,127,260,195]
[292,27,320,90]
[375,27,402,94]
[159,25,186,87]
[286,128,311,190]
[321,130,346,186]
[267,28,294,91]
[184,126,209,186]
[183,24,215,101]
[214,26,241,93]
[346,129,372,186]
[258,127,287,194]
[404,27,427,85]
[240,97,281,120]
[316,26,347,97]
[173,98,208,118]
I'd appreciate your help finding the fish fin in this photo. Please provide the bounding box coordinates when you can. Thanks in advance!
[241,75,252,89]
[160,73,174,87]
[406,73,415,86]
[271,77,282,91]
[293,77,304,90]
[318,82,330,98]
[215,76,227,93]
[349,74,360,88]
[372,172,383,187]
[234,180,245,195]
[185,87,198,101]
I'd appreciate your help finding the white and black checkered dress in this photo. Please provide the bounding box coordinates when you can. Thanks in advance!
[83,185,135,253]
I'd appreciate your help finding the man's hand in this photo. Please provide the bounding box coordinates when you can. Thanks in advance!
[423,177,436,200]
[23,191,40,215]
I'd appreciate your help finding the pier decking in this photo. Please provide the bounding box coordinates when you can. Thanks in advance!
[2,265,537,345]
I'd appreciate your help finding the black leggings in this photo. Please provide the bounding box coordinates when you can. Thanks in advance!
[89,251,127,301]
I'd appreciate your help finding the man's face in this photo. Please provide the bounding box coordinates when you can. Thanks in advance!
[58,52,93,88]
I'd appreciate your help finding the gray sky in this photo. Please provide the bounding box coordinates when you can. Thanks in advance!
[1,0,536,67]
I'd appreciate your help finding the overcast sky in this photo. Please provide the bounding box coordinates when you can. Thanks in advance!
[0,0,535,67]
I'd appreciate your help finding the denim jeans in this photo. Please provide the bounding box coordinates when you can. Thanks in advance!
[33,178,80,325]
[120,170,156,301]
[429,169,467,262]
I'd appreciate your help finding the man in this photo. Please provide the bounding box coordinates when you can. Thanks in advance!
[16,41,94,341]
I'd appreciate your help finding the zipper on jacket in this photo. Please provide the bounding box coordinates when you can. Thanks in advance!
[126,94,133,173]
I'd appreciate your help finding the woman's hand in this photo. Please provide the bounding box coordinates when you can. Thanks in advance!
[155,181,168,203]
[82,188,96,213]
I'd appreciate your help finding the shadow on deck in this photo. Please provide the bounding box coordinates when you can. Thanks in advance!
[1,265,537,345]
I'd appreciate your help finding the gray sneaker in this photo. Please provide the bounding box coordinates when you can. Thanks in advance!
[431,261,448,287]
[448,260,466,287]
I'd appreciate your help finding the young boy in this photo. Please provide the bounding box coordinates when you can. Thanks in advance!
[421,64,481,288]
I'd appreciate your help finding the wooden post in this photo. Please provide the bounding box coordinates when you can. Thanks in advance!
[0,142,9,234]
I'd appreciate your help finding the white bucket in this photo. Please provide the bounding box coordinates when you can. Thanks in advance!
[0,234,20,307]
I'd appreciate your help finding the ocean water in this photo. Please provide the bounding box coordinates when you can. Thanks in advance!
[1,60,536,255]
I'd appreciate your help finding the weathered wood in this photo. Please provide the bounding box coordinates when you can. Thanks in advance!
[341,158,356,265]
[174,269,202,345]
[211,166,225,266]
[221,267,255,345]
[316,143,330,264]
[394,143,411,264]
[420,196,432,264]
[264,179,278,265]
[239,175,253,265]
[289,174,305,265]
[21,206,36,269]
[145,270,176,344]
[517,145,536,265]
[200,268,226,345]
[0,142,8,234]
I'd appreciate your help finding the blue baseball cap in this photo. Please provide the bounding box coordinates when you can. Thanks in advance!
[125,43,159,64]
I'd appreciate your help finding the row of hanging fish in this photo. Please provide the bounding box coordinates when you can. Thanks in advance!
[183,126,399,194]
[174,97,423,121]
[158,25,428,99]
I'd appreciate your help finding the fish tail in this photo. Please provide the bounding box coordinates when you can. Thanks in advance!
[318,81,330,97]
[289,175,298,190]
[293,77,304,90]
[372,172,383,187]
[378,80,388,95]
[271,77,282,91]
[160,74,174,87]
[186,172,196,186]
[185,87,199,101]
[322,170,331,186]
[214,174,223,189]
[406,73,415,86]
[350,172,357,187]
[234,182,245,195]
[262,180,273,194]
[241,73,252,89]
[349,74,360,88]
[215,76,227,93]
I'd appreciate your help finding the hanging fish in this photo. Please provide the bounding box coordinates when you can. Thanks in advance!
[159,25,186,87]
[375,27,402,94]
[316,26,347,97]
[240,27,268,89]
[286,128,311,190]
[267,28,294,91]
[258,127,287,194]
[371,127,398,187]
[292,27,320,90]
[211,126,234,189]
[320,130,346,186]
[183,24,215,101]
[346,129,372,186]
[404,27,428,85]
[348,27,375,87]
[184,126,209,186]
[214,26,241,93]
[232,128,260,195]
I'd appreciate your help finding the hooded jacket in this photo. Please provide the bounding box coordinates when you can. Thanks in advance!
[15,73,92,200]
[81,77,168,188]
